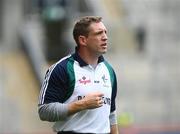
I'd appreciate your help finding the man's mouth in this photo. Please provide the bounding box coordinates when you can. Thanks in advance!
[101,43,107,47]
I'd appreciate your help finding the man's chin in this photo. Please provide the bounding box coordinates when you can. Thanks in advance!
[102,50,107,54]
[97,50,107,56]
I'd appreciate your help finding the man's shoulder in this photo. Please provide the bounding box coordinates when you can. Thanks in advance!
[103,60,114,70]
[48,55,73,74]
[55,54,73,67]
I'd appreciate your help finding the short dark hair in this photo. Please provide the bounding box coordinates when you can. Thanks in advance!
[73,16,102,46]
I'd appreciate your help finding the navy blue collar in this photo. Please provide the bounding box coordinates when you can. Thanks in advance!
[72,50,104,67]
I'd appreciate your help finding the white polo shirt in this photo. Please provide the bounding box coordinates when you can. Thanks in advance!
[39,51,117,133]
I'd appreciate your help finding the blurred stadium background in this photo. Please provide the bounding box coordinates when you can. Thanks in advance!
[0,0,180,134]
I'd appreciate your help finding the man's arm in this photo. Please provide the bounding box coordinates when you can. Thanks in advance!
[38,92,104,122]
[38,102,68,122]
[68,92,104,115]
[110,111,119,134]
[111,124,119,134]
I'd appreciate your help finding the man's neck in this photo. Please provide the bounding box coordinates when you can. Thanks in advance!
[78,50,99,65]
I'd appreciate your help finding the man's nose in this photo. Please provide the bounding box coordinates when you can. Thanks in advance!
[102,33,108,40]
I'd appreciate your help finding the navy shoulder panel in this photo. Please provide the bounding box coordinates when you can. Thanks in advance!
[40,55,72,104]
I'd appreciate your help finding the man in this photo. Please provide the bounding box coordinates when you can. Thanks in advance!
[38,16,119,134]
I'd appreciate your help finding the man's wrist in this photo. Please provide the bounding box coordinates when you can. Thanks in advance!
[68,100,86,115]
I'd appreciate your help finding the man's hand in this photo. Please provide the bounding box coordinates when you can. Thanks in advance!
[68,92,104,115]
[82,92,104,109]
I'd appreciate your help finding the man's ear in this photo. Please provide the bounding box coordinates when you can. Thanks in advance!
[78,35,87,46]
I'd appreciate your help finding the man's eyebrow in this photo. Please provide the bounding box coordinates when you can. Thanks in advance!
[95,29,107,34]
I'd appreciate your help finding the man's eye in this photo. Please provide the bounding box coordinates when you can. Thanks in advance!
[98,31,103,35]
[96,32,101,35]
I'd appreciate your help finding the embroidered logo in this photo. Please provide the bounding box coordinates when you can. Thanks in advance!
[79,76,91,85]
[102,74,110,87]
[102,74,108,83]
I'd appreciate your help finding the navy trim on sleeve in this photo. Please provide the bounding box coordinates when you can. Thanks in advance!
[39,55,71,104]
[110,70,117,112]
[44,60,69,103]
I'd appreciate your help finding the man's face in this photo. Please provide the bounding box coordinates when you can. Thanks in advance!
[85,22,108,56]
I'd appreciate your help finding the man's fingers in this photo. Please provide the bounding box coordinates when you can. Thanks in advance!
[96,96,102,101]
[98,99,103,106]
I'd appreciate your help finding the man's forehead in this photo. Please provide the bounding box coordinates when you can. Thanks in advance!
[89,22,107,31]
